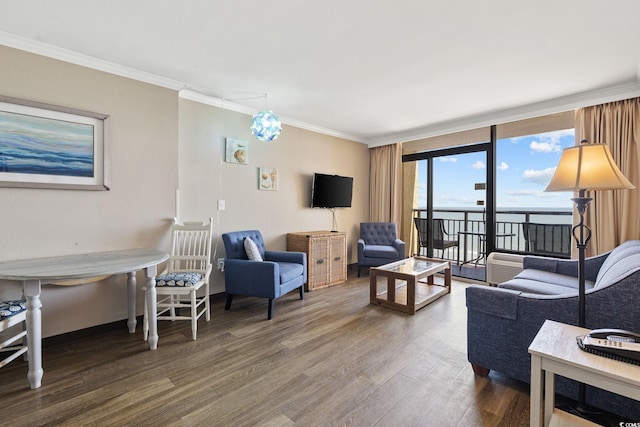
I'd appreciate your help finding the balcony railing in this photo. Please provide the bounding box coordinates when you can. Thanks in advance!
[412,208,572,265]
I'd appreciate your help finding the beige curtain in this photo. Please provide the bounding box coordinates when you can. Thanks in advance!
[401,161,418,254]
[369,143,402,232]
[576,97,640,256]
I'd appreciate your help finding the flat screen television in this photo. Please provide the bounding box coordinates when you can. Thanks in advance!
[311,173,353,208]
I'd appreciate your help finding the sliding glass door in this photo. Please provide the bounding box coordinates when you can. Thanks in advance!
[403,111,576,282]
[412,145,489,281]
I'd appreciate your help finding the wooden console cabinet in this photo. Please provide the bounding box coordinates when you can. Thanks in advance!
[286,231,347,291]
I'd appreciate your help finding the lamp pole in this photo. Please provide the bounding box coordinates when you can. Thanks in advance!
[571,189,592,328]
[571,189,593,410]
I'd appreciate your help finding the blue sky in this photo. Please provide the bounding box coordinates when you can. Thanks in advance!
[417,129,575,210]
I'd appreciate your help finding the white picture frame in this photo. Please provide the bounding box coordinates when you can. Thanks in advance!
[259,167,278,191]
[225,137,248,164]
[0,96,109,190]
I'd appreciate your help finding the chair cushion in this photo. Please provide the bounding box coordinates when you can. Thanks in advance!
[360,223,398,246]
[244,237,263,261]
[363,245,400,259]
[156,272,203,287]
[278,262,304,283]
[0,300,26,320]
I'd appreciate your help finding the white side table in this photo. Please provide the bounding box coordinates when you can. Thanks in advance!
[528,320,640,426]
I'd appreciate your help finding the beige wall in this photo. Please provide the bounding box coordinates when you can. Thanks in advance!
[0,45,370,337]
[178,99,370,294]
[0,45,179,337]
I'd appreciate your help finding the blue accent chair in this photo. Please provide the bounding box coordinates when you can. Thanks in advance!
[357,222,406,277]
[222,230,307,320]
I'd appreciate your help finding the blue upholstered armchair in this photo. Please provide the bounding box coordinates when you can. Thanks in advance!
[357,222,406,277]
[221,230,307,320]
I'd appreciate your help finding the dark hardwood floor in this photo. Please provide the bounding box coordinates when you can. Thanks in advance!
[0,269,533,426]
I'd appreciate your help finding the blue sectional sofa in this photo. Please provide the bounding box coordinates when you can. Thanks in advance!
[466,240,640,420]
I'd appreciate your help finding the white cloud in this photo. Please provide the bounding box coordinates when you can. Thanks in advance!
[439,157,458,163]
[497,161,508,170]
[530,140,561,153]
[545,129,575,139]
[522,167,556,185]
[472,160,485,169]
[509,129,571,144]
[528,129,574,153]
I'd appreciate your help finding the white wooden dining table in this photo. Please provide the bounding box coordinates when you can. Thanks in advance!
[0,248,169,389]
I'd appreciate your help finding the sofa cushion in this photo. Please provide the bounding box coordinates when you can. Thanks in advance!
[363,245,399,259]
[523,256,559,272]
[595,240,640,287]
[513,269,595,290]
[497,278,583,295]
[596,252,640,289]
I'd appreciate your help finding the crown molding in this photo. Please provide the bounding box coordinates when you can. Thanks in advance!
[0,31,364,143]
[4,30,636,148]
[0,31,185,91]
[0,31,364,144]
[179,89,366,144]
[367,80,640,148]
[178,90,255,114]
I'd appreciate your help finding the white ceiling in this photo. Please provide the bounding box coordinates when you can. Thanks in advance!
[1,1,640,146]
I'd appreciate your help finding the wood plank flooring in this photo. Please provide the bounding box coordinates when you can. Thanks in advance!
[0,270,532,426]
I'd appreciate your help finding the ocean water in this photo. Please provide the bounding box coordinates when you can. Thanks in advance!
[0,140,94,177]
[0,110,95,178]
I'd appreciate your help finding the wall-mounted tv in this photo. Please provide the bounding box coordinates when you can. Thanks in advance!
[311,173,353,208]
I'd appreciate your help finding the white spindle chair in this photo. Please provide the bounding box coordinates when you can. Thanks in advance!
[0,299,28,369]
[144,218,213,340]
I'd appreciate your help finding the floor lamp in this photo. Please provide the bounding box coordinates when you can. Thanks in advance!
[545,139,635,415]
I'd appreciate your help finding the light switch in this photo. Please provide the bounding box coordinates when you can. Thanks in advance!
[218,200,225,211]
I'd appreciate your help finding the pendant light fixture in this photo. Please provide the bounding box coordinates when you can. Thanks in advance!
[250,94,282,141]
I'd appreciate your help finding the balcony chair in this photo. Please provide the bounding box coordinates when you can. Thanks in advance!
[144,217,213,341]
[0,299,28,370]
[414,218,459,263]
[357,222,406,277]
[522,222,571,258]
[221,230,306,320]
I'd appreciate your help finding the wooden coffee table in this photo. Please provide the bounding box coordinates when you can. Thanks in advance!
[369,256,451,314]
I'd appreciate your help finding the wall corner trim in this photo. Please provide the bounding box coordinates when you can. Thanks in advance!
[0,30,185,91]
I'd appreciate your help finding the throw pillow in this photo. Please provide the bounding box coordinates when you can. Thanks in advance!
[244,237,263,261]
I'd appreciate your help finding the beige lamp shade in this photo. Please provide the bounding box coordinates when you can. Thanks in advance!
[545,143,635,192]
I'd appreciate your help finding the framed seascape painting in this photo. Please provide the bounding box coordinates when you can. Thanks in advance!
[0,96,109,190]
